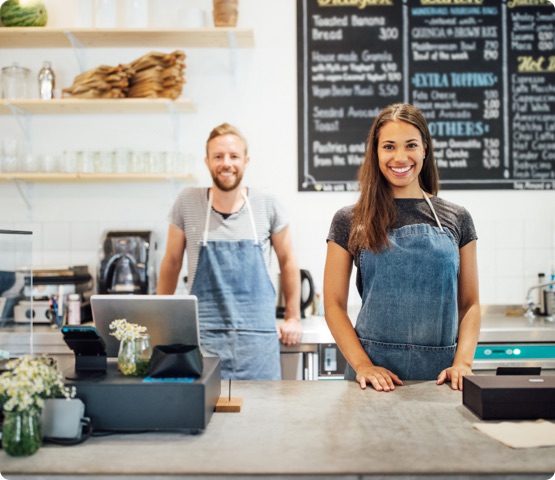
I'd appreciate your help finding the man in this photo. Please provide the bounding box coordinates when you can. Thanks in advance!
[157,123,303,380]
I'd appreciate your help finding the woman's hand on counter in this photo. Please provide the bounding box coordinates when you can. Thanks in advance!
[278,318,303,346]
[436,364,473,391]
[356,365,403,392]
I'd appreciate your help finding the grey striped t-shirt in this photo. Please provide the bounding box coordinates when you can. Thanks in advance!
[167,187,289,289]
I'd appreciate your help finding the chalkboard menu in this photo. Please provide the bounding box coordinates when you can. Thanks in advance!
[297,0,555,191]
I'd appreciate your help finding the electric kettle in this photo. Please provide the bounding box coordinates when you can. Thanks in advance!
[276,269,315,319]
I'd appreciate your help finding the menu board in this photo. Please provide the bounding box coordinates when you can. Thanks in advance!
[297,0,555,191]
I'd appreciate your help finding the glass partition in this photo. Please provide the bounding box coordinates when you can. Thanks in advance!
[0,229,33,357]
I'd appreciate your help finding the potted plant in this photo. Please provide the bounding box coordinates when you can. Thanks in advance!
[110,318,152,376]
[0,356,75,456]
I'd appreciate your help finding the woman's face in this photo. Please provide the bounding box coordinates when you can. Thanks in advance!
[377,120,426,198]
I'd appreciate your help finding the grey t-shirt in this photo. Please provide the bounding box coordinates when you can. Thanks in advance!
[168,187,288,289]
[327,196,477,296]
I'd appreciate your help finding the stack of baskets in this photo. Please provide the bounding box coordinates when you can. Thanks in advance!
[63,50,186,100]
[128,50,186,99]
[62,64,134,98]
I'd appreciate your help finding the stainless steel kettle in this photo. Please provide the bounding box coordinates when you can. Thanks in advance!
[276,269,315,319]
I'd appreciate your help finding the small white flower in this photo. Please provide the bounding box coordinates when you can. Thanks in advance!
[0,355,74,413]
[109,318,148,342]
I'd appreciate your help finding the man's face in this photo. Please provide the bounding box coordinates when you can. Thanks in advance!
[205,134,249,192]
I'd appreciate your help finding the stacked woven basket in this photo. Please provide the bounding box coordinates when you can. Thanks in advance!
[63,50,186,100]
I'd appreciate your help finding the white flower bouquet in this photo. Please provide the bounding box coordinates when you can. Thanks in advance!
[109,318,147,341]
[0,356,75,413]
[109,319,151,376]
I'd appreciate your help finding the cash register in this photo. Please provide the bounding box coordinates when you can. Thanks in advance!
[62,295,221,433]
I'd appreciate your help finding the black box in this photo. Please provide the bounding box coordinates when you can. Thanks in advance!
[463,375,555,420]
[67,356,221,433]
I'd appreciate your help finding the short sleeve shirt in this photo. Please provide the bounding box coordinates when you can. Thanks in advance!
[327,196,477,296]
[168,187,289,288]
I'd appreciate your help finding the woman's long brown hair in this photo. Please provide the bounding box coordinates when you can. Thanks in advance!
[348,103,439,255]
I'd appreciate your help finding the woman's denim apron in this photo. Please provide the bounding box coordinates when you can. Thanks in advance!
[345,192,460,381]
[191,190,281,380]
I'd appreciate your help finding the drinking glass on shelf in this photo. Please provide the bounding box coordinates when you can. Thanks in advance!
[1,138,19,173]
[97,151,114,173]
[77,151,94,173]
[159,151,171,173]
[113,149,129,174]
[129,151,145,173]
[2,155,19,173]
[36,154,57,173]
[60,150,77,173]
[145,151,162,174]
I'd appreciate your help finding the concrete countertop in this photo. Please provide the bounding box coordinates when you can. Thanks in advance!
[1,380,553,478]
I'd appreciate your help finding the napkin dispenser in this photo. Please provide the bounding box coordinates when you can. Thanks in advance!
[462,375,555,420]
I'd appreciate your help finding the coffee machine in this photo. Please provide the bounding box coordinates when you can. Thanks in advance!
[97,231,157,295]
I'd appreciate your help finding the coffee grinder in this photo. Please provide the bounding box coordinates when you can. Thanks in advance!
[97,231,157,295]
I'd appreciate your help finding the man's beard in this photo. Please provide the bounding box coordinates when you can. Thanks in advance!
[212,171,243,192]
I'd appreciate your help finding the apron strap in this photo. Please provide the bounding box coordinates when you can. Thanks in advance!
[242,189,259,245]
[421,189,443,230]
[203,189,213,246]
[202,188,259,246]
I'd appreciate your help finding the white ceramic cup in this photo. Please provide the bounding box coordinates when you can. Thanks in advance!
[177,7,207,28]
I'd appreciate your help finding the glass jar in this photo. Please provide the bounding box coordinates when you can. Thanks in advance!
[95,0,117,28]
[117,335,152,376]
[2,409,42,457]
[124,0,149,28]
[1,63,30,99]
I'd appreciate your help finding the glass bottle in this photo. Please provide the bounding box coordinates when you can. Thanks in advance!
[67,293,81,325]
[38,61,55,100]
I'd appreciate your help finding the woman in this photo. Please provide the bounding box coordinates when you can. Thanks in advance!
[324,103,480,391]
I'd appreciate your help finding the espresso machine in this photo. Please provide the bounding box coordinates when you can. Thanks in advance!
[97,231,157,295]
[12,265,93,324]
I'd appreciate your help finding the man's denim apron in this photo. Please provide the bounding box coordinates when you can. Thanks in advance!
[345,192,460,381]
[191,190,281,380]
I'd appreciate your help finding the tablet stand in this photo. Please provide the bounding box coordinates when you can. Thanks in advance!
[63,333,108,380]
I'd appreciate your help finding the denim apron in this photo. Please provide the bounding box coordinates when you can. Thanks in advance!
[191,190,281,380]
[345,191,460,381]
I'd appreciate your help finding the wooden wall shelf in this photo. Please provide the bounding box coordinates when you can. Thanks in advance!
[0,27,255,49]
[0,173,196,183]
[0,98,196,115]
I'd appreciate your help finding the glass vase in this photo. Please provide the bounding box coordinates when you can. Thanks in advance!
[2,409,42,457]
[117,335,152,376]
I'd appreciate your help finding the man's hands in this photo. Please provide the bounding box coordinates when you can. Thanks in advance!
[278,318,303,346]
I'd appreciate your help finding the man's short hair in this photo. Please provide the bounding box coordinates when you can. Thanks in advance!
[206,122,248,155]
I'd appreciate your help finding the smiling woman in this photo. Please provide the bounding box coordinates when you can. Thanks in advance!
[324,102,481,393]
